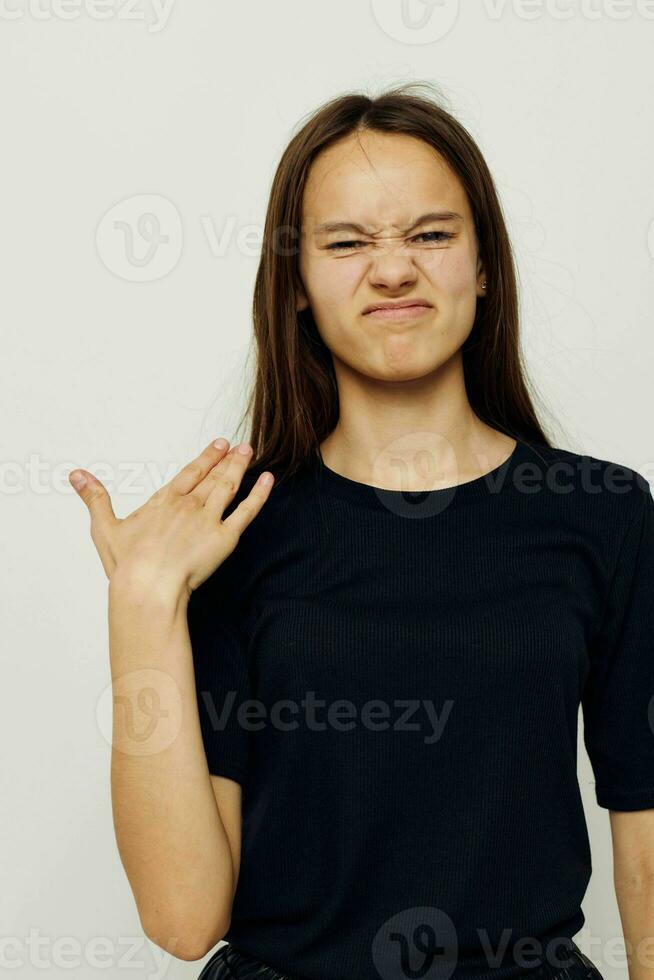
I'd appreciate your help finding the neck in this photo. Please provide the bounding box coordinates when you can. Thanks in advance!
[319,354,516,492]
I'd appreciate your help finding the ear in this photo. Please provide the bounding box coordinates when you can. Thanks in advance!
[476,258,487,299]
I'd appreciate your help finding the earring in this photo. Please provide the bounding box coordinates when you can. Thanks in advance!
[481,281,487,290]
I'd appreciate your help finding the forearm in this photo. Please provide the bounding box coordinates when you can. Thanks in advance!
[615,869,654,980]
[108,573,234,960]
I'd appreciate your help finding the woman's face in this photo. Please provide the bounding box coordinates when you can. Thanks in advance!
[296,129,486,382]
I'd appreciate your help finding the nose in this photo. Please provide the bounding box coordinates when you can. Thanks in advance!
[366,242,419,291]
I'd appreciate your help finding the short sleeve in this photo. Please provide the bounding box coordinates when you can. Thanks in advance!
[187,565,251,786]
[581,478,654,810]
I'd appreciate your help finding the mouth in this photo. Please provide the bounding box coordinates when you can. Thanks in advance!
[363,303,432,321]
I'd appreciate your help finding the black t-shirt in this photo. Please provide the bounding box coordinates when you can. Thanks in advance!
[188,439,654,980]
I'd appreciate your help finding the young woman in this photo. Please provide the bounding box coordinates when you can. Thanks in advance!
[70,84,654,980]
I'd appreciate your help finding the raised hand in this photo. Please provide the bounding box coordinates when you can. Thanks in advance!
[68,439,274,600]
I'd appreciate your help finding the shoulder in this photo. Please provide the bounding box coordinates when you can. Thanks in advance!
[518,439,652,541]
[216,456,314,567]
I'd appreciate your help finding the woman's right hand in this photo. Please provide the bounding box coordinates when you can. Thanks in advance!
[68,439,274,600]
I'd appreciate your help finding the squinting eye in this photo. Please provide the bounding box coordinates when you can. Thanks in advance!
[413,231,455,243]
[327,240,366,251]
[326,231,454,251]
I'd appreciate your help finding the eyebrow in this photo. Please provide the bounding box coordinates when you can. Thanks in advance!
[313,211,464,236]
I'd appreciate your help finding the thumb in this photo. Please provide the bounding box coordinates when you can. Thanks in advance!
[69,469,117,527]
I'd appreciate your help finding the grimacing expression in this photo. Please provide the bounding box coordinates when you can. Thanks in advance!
[296,130,487,382]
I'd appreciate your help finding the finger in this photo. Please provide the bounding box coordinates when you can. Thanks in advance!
[69,469,117,530]
[170,438,231,496]
[192,442,251,505]
[202,442,255,515]
[219,469,274,537]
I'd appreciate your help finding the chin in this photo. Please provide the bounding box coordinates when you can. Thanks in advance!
[368,359,442,383]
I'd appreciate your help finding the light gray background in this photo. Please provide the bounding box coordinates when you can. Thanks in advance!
[2,1,653,978]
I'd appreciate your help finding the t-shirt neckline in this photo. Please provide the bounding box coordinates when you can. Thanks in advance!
[310,437,530,513]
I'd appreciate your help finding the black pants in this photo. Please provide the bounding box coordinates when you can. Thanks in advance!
[197,940,605,980]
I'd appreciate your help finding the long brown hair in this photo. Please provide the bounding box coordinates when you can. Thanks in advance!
[233,81,554,485]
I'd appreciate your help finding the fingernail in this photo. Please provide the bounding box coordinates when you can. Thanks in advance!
[70,471,87,489]
[213,438,228,449]
[238,443,252,455]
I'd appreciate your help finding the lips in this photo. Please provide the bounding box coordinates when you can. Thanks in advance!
[363,302,432,322]
[363,299,432,314]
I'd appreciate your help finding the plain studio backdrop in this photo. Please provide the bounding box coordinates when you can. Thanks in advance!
[1,2,653,978]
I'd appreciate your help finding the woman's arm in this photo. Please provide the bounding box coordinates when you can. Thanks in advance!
[69,438,273,960]
[108,573,238,960]
[610,809,654,980]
